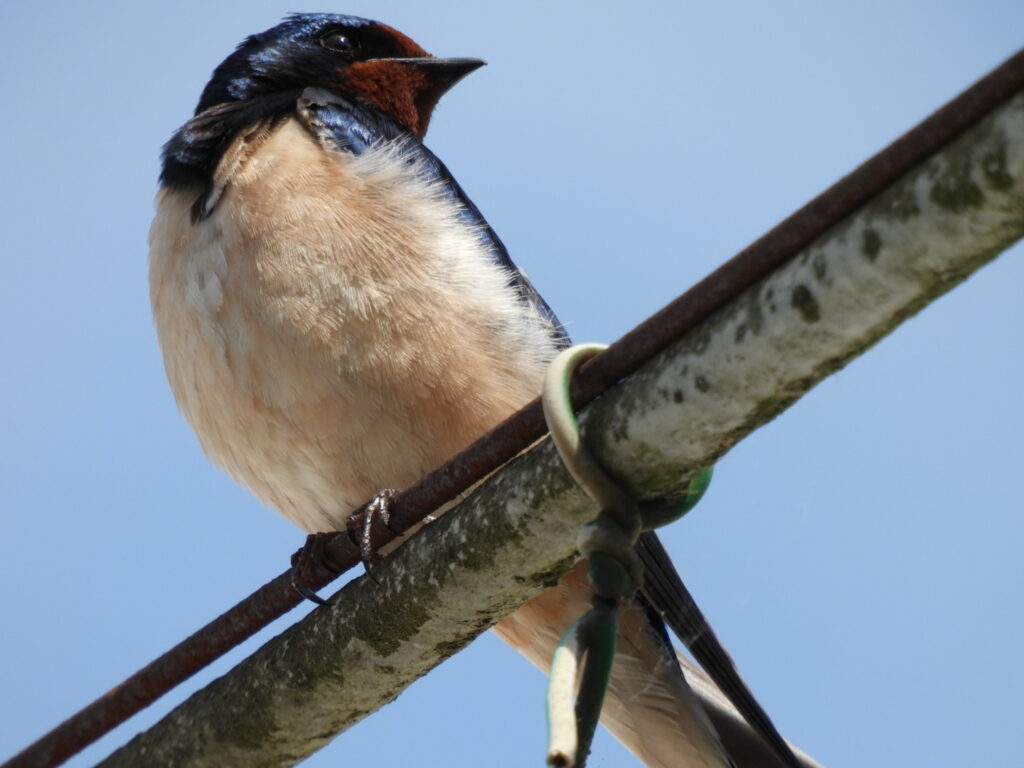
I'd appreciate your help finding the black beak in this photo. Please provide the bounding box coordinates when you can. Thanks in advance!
[374,57,486,95]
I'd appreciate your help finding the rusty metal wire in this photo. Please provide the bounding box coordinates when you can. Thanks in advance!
[5,45,1024,768]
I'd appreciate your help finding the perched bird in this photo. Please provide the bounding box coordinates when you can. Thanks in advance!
[151,13,793,767]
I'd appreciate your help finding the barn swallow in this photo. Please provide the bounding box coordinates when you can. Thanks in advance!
[150,13,796,768]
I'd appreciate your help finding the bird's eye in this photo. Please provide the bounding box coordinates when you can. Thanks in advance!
[320,30,357,54]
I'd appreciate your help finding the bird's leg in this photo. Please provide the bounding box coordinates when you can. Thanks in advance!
[289,532,343,606]
[347,488,403,575]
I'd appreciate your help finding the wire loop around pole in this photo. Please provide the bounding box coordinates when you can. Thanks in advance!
[542,344,719,766]
[542,344,639,767]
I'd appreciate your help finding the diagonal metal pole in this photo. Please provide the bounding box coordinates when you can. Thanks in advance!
[90,85,1024,768]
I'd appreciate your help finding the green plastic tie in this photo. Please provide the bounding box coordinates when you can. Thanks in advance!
[541,344,714,768]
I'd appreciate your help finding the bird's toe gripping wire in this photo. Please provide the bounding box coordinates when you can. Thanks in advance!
[347,488,403,576]
[541,344,713,768]
[289,532,343,606]
[290,489,405,604]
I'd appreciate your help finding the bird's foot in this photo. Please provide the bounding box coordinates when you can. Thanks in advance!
[289,532,343,606]
[347,488,403,579]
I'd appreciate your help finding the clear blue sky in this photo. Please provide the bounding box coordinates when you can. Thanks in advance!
[2,2,1022,767]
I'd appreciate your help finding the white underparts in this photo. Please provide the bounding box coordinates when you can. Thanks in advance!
[150,117,558,532]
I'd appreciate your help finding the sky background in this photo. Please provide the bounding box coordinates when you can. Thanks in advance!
[1,2,1023,767]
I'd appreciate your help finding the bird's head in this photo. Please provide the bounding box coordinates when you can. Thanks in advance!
[196,13,484,137]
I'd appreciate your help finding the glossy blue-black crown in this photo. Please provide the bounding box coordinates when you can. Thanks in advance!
[160,13,410,191]
[194,14,375,114]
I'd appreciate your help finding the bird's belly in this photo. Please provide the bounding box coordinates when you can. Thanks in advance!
[151,237,544,531]
[149,124,557,531]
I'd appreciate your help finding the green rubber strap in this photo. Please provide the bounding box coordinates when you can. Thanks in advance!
[638,466,715,530]
[547,618,584,766]
[541,344,640,542]
[573,607,617,766]
[541,344,716,768]
[546,607,618,768]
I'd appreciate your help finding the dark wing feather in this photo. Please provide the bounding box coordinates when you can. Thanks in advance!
[638,532,804,768]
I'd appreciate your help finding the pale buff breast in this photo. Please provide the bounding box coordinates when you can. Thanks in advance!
[150,117,558,532]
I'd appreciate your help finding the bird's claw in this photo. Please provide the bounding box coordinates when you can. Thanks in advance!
[295,583,329,607]
[290,531,341,605]
[347,488,403,577]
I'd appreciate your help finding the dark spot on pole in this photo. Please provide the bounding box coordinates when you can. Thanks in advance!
[735,323,747,343]
[930,168,985,212]
[887,187,922,221]
[862,228,882,261]
[982,142,1014,190]
[694,375,710,393]
[673,389,684,403]
[691,328,710,354]
[812,253,827,282]
[791,284,821,323]
[745,294,764,334]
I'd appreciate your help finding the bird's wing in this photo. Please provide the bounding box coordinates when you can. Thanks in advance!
[638,531,803,768]
[296,88,568,345]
